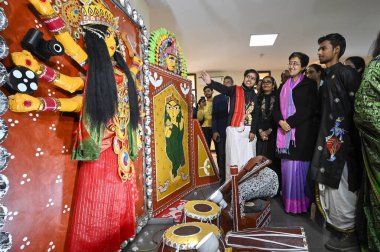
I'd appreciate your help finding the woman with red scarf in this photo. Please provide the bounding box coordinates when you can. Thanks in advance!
[201,70,278,211]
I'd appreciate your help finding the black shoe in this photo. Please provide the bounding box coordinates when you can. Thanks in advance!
[325,232,360,252]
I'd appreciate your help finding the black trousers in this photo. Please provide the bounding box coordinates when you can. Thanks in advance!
[215,136,226,184]
[201,127,213,148]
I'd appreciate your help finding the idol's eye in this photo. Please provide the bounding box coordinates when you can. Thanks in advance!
[105,29,113,38]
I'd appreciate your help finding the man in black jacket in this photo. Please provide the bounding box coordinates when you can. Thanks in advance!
[212,76,234,184]
[310,33,362,252]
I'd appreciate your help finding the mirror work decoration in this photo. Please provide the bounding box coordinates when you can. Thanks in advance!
[0,0,149,250]
[0,2,10,251]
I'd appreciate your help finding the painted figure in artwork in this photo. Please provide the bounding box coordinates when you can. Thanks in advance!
[7,0,142,250]
[164,93,185,177]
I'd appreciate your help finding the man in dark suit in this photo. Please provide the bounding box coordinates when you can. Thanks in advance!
[212,76,234,184]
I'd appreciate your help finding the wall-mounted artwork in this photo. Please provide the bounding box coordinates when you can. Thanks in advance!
[154,85,190,200]
[0,0,150,250]
[148,65,194,215]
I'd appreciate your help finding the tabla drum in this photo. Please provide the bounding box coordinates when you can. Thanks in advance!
[183,200,221,227]
[161,222,222,251]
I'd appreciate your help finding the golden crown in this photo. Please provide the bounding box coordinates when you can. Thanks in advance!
[79,0,119,31]
[166,93,180,104]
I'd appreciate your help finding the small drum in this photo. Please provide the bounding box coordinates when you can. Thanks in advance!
[183,200,221,227]
[161,222,221,251]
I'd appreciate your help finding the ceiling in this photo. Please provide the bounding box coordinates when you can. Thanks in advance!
[145,0,380,73]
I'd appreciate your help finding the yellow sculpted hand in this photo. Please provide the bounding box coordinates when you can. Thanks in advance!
[8,93,41,112]
[130,56,142,76]
[55,33,88,65]
[29,0,55,16]
[59,96,83,112]
[11,50,40,72]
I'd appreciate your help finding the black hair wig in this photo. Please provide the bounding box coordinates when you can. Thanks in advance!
[84,24,139,129]
[84,24,117,128]
[113,38,140,129]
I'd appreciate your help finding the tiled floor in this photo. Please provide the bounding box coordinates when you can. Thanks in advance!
[123,184,355,252]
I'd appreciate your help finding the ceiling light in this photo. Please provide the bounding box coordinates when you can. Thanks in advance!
[249,34,278,47]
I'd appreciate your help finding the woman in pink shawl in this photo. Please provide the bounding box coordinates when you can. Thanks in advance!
[273,52,318,214]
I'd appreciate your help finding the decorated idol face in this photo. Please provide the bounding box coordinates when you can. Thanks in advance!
[166,100,180,122]
[165,54,177,72]
[105,28,117,57]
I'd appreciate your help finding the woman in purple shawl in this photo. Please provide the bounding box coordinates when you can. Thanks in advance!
[273,52,318,214]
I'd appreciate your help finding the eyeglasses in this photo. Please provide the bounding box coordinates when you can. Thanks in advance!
[262,80,273,84]
[245,75,257,80]
[287,62,301,68]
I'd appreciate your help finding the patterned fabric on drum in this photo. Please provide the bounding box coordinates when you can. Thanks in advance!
[233,167,278,215]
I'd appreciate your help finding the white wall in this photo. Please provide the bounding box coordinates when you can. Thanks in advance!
[129,0,150,33]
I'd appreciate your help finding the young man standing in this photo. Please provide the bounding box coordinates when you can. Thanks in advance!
[197,86,214,148]
[309,33,362,251]
[212,76,234,184]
